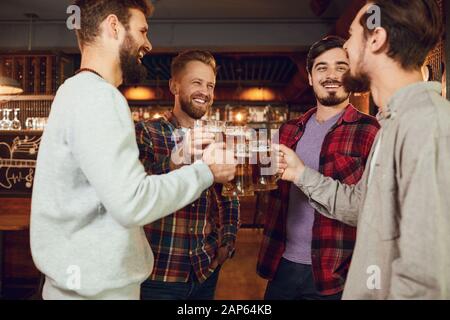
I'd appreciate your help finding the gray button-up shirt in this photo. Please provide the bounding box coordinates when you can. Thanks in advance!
[296,81,450,299]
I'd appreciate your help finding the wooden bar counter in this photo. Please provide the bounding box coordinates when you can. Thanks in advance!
[0,197,40,299]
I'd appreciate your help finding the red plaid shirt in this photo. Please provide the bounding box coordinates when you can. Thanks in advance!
[257,104,379,295]
[135,113,240,283]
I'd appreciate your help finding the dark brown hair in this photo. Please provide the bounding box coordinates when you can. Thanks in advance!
[171,50,218,78]
[359,0,443,70]
[74,0,154,47]
[306,36,347,74]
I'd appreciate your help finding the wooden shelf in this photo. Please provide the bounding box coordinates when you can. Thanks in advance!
[0,130,43,135]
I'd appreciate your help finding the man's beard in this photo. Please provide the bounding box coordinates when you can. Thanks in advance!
[315,80,350,107]
[342,70,371,93]
[179,92,212,120]
[119,33,147,85]
[342,44,371,93]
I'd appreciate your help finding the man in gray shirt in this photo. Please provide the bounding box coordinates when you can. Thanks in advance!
[30,0,235,300]
[278,0,450,299]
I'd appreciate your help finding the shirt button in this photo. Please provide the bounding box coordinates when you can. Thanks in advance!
[189,250,193,255]
[191,204,195,208]
[190,227,194,233]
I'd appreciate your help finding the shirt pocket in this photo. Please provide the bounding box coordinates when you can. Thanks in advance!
[332,153,364,184]
[369,169,400,241]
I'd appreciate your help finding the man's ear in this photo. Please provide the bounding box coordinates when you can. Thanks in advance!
[169,78,178,95]
[103,14,121,40]
[308,73,313,86]
[369,27,388,54]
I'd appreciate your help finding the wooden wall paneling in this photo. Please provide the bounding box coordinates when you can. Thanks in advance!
[3,230,40,283]
[11,57,17,84]
[33,57,39,95]
[46,56,52,95]
[21,57,27,92]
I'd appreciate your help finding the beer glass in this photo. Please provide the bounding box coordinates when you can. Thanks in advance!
[222,126,254,197]
[250,139,280,191]
[194,120,226,145]
[206,120,226,143]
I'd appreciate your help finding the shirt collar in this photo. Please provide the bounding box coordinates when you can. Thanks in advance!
[297,103,360,127]
[158,110,187,143]
[162,110,180,128]
[377,81,442,122]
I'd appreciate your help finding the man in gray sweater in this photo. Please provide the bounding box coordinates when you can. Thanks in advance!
[30,0,236,300]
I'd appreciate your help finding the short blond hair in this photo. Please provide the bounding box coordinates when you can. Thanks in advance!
[171,50,218,78]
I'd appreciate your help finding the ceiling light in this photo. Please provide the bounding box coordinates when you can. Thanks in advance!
[0,77,24,95]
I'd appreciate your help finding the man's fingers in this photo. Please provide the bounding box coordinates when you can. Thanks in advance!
[191,149,204,156]
[278,162,288,170]
[192,128,215,140]
[216,164,237,182]
[277,144,291,154]
[210,142,226,149]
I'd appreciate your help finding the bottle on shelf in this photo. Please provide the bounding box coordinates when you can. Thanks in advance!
[215,108,220,121]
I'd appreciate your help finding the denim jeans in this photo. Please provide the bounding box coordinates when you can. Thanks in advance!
[264,258,342,300]
[140,266,221,300]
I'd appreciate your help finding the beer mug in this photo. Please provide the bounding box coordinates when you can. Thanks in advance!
[250,138,281,191]
[194,120,226,143]
[206,120,226,143]
[222,126,254,197]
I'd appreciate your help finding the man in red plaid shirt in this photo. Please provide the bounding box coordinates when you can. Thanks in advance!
[258,36,379,300]
[136,50,239,300]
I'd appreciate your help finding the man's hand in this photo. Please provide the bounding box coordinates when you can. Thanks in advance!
[171,127,215,167]
[210,244,232,269]
[203,142,236,184]
[277,144,306,183]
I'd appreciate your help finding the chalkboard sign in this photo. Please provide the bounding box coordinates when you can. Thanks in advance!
[0,130,42,197]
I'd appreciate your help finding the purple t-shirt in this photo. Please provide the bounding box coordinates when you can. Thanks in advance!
[283,111,342,264]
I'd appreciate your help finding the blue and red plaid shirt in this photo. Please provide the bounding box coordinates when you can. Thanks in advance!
[257,104,380,295]
[135,112,240,283]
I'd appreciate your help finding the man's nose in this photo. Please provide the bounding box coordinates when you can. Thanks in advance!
[199,88,209,97]
[144,37,152,53]
[198,84,209,95]
[326,69,339,80]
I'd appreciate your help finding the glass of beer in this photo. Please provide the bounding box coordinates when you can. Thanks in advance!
[222,126,254,197]
[250,130,281,191]
[194,120,226,144]
[206,120,226,143]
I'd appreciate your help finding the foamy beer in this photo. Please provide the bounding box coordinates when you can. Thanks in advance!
[250,139,279,191]
[194,120,226,145]
[222,126,254,197]
[186,121,225,164]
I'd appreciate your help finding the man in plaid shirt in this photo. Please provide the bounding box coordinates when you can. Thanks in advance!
[136,50,239,300]
[258,36,379,299]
